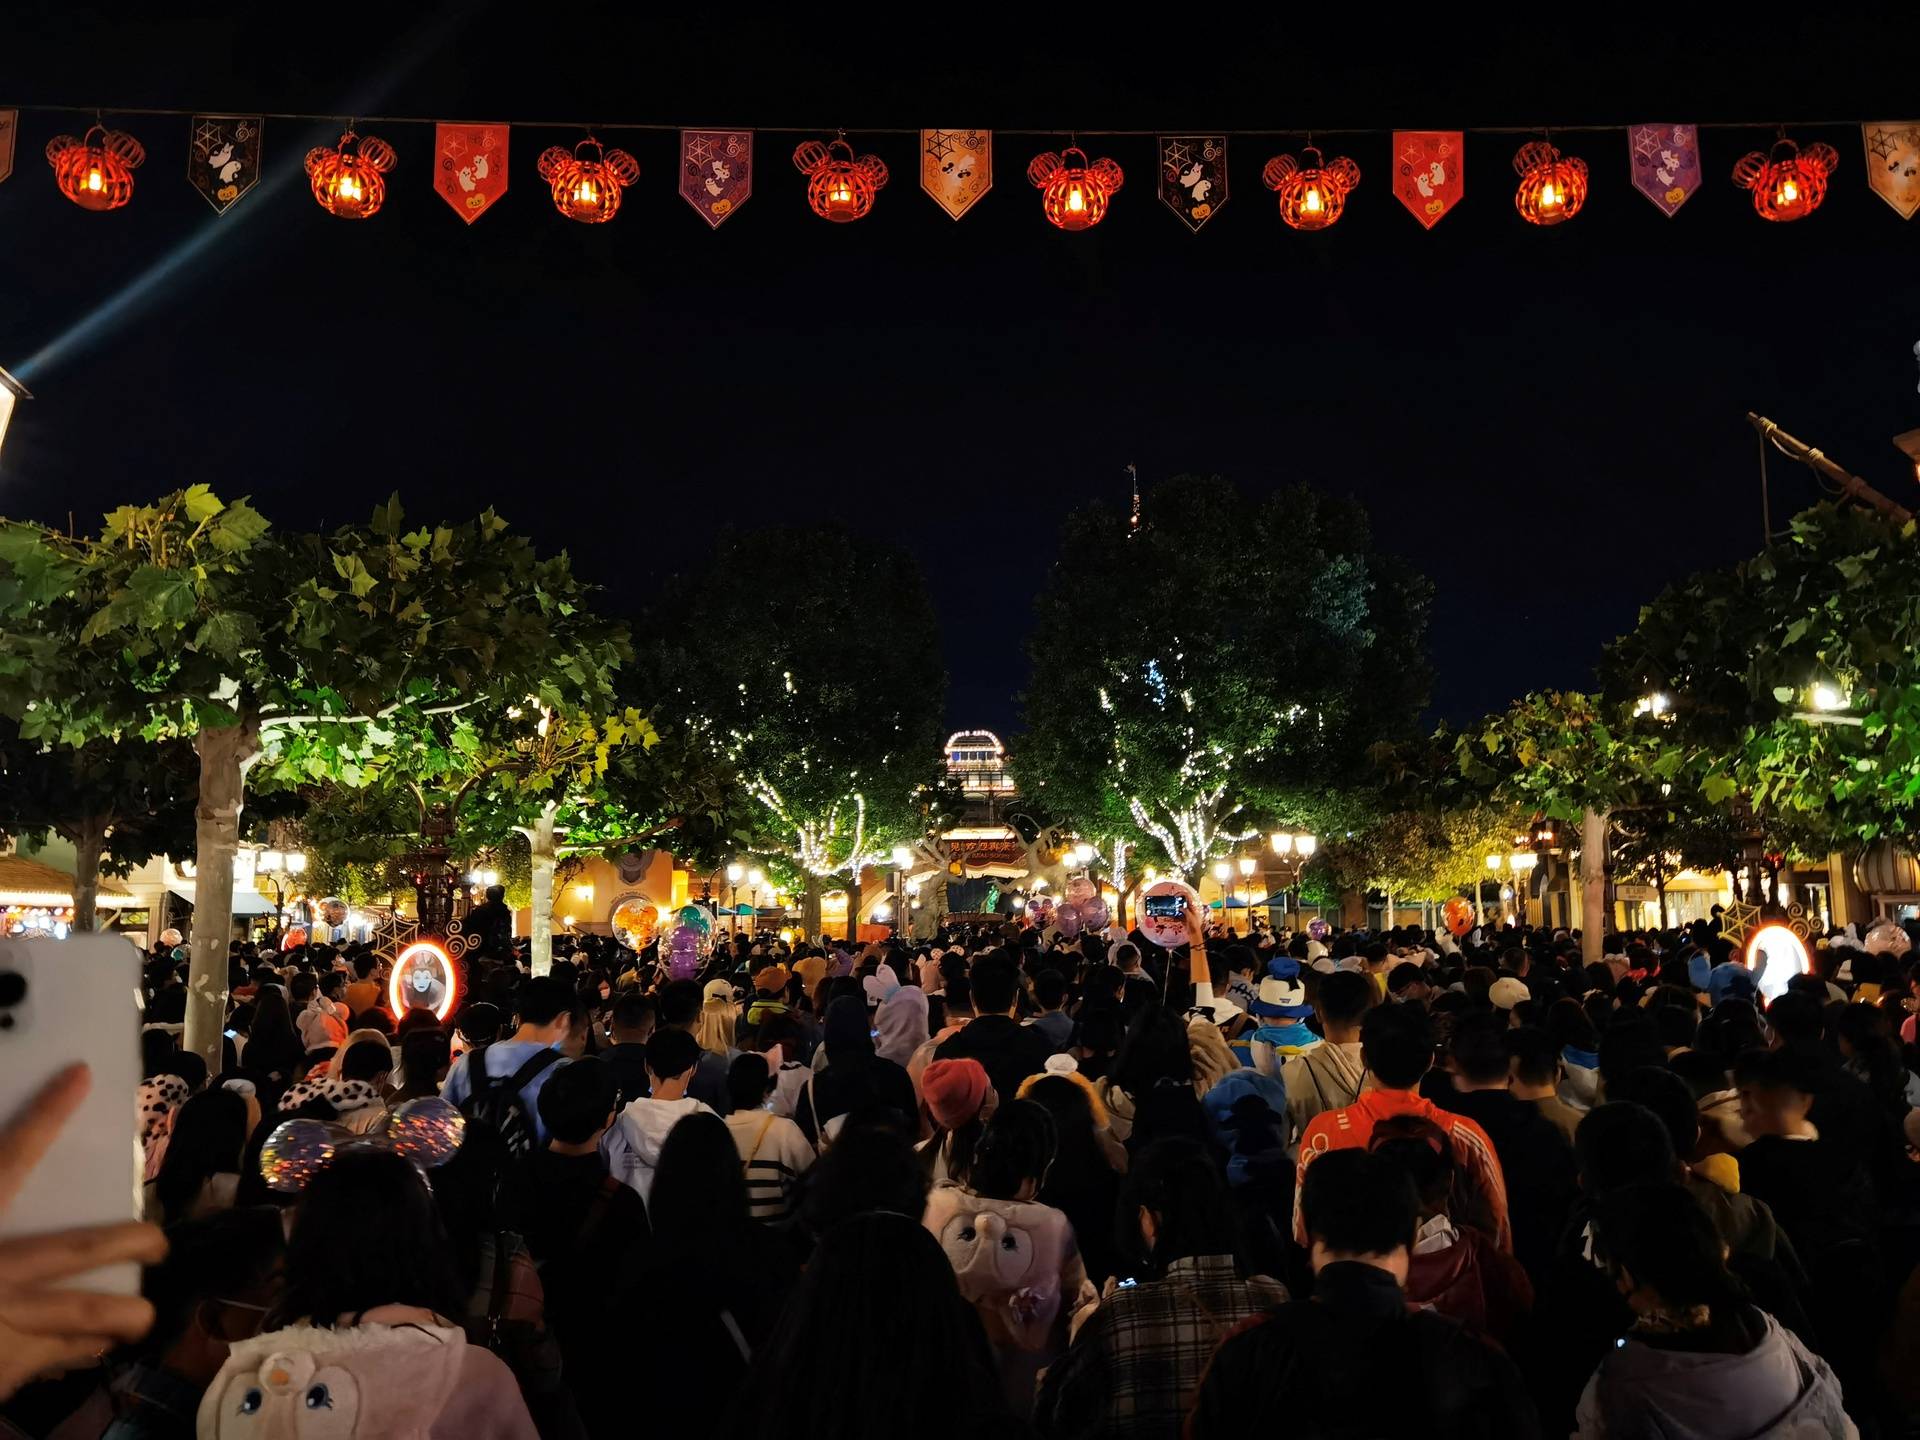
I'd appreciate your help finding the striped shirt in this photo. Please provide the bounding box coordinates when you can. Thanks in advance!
[723,1109,816,1223]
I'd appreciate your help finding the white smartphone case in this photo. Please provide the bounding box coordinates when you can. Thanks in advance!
[0,935,145,1294]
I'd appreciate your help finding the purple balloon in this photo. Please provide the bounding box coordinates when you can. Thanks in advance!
[668,925,701,979]
[1054,901,1083,938]
[1079,897,1110,933]
[1308,918,1330,940]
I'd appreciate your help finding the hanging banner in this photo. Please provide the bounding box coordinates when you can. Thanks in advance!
[1627,123,1700,217]
[919,129,992,219]
[433,123,508,224]
[188,115,262,213]
[1391,130,1463,228]
[679,129,752,228]
[0,110,15,185]
[1157,135,1227,230]
[1864,121,1920,219]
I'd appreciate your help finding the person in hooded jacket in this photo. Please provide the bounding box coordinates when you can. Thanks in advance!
[793,995,917,1146]
[1576,1180,1854,1439]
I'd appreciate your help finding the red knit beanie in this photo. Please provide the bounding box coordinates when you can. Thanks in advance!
[920,1058,990,1130]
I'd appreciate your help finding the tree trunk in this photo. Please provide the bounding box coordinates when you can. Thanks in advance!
[521,801,560,977]
[1581,807,1609,967]
[186,718,260,1074]
[846,864,862,943]
[802,873,823,942]
[69,815,105,934]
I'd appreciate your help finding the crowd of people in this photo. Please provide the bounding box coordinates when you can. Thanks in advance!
[7,899,1920,1438]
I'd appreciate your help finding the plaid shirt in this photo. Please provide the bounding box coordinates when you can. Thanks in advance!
[1036,1254,1287,1438]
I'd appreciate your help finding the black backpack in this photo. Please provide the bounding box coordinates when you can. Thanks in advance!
[460,1043,562,1156]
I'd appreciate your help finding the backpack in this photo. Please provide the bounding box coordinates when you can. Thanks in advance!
[459,1043,562,1156]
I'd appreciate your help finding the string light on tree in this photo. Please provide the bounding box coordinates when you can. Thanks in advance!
[793,134,888,222]
[46,125,145,211]
[1732,133,1839,221]
[1512,140,1588,225]
[1028,145,1124,231]
[304,129,398,219]
[1261,144,1361,230]
[537,136,641,223]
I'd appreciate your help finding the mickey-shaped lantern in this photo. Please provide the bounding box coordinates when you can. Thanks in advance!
[47,125,146,211]
[1262,145,1361,230]
[537,136,641,224]
[1512,140,1588,226]
[305,129,398,219]
[1028,145,1124,231]
[1732,134,1840,222]
[793,135,889,221]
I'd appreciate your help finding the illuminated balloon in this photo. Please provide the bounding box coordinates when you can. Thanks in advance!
[1026,895,1055,924]
[378,1097,467,1170]
[1066,875,1096,906]
[318,898,349,927]
[1864,918,1912,959]
[1137,879,1199,950]
[679,904,712,934]
[1442,897,1475,937]
[1079,897,1110,933]
[1308,918,1331,941]
[1054,901,1083,938]
[260,1119,339,1193]
[668,924,701,979]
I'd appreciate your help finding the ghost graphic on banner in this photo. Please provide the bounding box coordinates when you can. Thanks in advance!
[1864,122,1920,220]
[433,123,508,223]
[919,129,993,219]
[188,115,263,214]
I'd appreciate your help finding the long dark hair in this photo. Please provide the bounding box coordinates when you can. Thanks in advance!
[1113,1008,1194,1096]
[153,1087,249,1225]
[649,1112,751,1246]
[271,1150,463,1327]
[1020,1076,1110,1193]
[1589,1180,1745,1314]
[969,1098,1056,1202]
[1834,1003,1910,1116]
[246,984,304,1078]
[1117,1137,1245,1278]
[722,1213,1015,1440]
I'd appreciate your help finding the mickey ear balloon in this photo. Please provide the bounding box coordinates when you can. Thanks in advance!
[260,1119,341,1193]
[1079,897,1110,933]
[377,1097,467,1169]
[1054,901,1083,938]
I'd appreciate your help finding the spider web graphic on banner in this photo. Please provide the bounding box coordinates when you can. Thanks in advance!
[1158,136,1227,230]
[680,130,752,228]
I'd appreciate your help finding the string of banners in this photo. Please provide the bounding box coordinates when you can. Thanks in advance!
[9,110,1920,225]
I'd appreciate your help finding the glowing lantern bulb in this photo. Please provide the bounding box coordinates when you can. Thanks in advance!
[1732,135,1838,222]
[1303,186,1322,213]
[86,166,103,192]
[1028,145,1123,231]
[1778,178,1798,203]
[1067,184,1085,212]
[1262,145,1361,230]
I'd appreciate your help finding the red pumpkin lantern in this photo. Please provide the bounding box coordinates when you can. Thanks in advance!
[536,137,641,223]
[1732,135,1839,222]
[1028,146,1123,231]
[46,125,145,211]
[1262,145,1361,230]
[1513,140,1588,225]
[793,136,888,221]
[304,130,398,219]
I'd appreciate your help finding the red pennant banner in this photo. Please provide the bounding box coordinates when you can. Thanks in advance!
[1864,122,1920,220]
[680,130,752,228]
[433,124,508,224]
[1158,136,1227,230]
[1627,123,1700,217]
[1391,130,1463,228]
[920,129,992,219]
[0,110,15,186]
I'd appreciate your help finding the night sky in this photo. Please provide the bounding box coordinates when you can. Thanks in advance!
[2,10,1917,738]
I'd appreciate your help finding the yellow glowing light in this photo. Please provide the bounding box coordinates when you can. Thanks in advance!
[1778,178,1798,204]
[1066,184,1085,212]
[1303,187,1323,213]
[575,178,598,205]
[1539,181,1560,208]
[86,167,104,192]
[388,940,459,1024]
[1744,923,1810,1001]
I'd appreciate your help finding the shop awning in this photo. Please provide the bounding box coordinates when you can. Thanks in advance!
[0,855,134,908]
[164,875,277,916]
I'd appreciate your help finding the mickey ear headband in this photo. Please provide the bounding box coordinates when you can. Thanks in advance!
[259,1096,466,1194]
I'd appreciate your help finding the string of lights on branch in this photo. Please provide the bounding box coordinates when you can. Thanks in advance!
[6,102,1918,228]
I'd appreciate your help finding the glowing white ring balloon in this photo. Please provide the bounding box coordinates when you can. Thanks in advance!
[388,940,459,1023]
[1744,923,1811,1002]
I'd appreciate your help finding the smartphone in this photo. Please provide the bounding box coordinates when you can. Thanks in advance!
[1143,894,1188,921]
[0,936,144,1295]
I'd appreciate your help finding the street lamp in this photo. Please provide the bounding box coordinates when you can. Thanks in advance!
[1237,854,1256,925]
[1266,832,1316,928]
[726,862,745,940]
[890,845,914,935]
[254,848,310,938]
[746,867,764,936]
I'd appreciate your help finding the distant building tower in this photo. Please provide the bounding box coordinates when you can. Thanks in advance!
[945,730,1016,799]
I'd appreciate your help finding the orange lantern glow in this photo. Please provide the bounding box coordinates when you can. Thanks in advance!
[536,137,641,223]
[304,129,398,219]
[1262,145,1361,230]
[793,136,888,221]
[1512,140,1588,225]
[1027,146,1123,231]
[46,125,145,211]
[1732,135,1839,222]
[389,940,460,1024]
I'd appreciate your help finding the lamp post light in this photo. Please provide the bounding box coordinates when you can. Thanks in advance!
[891,845,914,935]
[747,867,764,937]
[255,848,310,939]
[1236,854,1256,927]
[1266,831,1317,929]
[726,862,745,941]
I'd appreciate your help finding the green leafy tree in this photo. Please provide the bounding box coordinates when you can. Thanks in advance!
[0,489,625,1067]
[1018,474,1430,879]
[659,527,948,939]
[0,722,198,929]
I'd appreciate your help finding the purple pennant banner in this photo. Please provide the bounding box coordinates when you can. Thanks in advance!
[1627,123,1700,218]
[680,130,752,228]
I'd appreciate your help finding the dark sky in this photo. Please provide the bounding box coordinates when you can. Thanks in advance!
[2,8,1917,739]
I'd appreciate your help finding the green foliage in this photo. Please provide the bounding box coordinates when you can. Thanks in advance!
[656,527,948,877]
[1018,473,1430,876]
[1457,690,1666,823]
[0,720,198,875]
